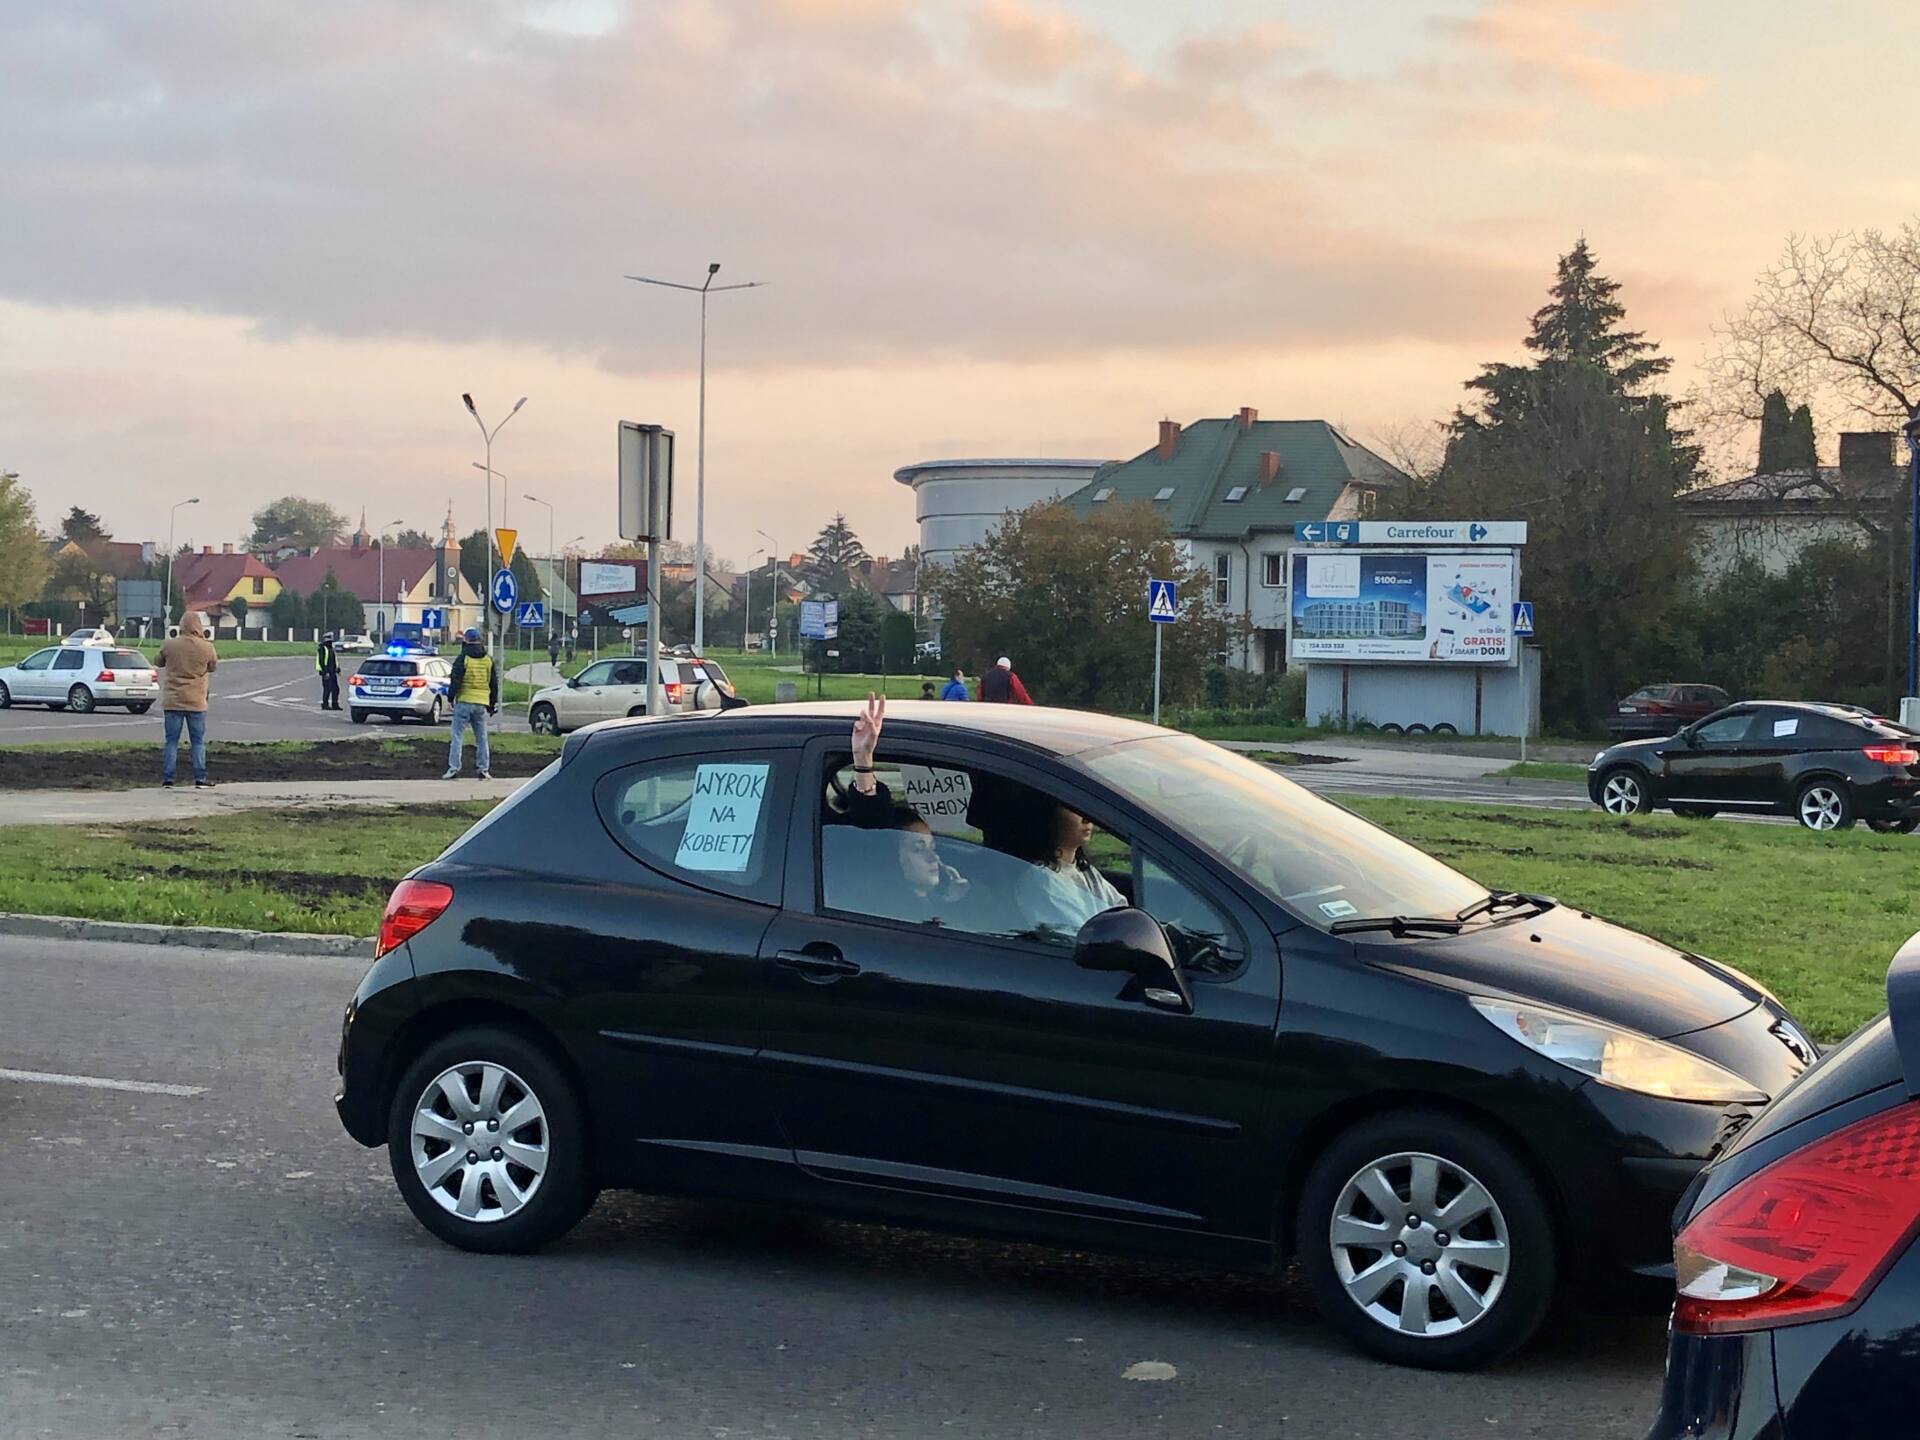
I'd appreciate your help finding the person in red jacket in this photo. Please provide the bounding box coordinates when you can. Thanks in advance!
[978,655,1033,704]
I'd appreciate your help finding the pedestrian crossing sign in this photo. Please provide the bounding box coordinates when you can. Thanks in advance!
[516,600,546,629]
[1147,578,1178,623]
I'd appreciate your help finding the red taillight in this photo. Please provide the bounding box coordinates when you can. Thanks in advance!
[405,676,427,688]
[1864,745,1919,766]
[348,674,364,686]
[97,669,115,683]
[374,880,453,959]
[1673,1100,1920,1335]
[664,681,683,704]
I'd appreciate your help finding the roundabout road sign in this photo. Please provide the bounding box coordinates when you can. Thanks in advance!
[491,568,519,615]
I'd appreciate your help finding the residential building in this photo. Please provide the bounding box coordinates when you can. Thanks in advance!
[272,504,482,635]
[174,545,283,632]
[1061,409,1408,671]
[854,554,919,616]
[1681,431,1901,578]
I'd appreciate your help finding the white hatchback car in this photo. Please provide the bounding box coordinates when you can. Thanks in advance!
[64,628,116,647]
[0,645,159,713]
[526,656,734,734]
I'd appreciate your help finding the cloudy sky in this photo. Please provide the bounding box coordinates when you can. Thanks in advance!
[5,0,1917,568]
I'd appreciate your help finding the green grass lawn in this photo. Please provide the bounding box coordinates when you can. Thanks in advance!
[5,790,1906,1041]
[1491,761,1591,783]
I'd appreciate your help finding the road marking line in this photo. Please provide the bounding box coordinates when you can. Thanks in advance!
[0,1066,205,1097]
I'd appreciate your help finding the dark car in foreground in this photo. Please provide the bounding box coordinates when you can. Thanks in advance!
[1645,938,1920,1439]
[1607,684,1730,739]
[336,703,1815,1369]
[1589,701,1920,832]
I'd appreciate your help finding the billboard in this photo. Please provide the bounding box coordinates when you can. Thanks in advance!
[577,560,650,628]
[1287,550,1515,664]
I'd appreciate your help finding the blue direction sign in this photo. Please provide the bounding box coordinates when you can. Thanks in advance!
[420,607,445,630]
[1291,521,1360,544]
[490,567,519,615]
[1147,578,1179,623]
[516,600,546,629]
[1512,601,1535,637]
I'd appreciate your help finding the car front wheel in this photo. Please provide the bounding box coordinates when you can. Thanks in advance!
[67,684,95,714]
[1597,767,1651,816]
[1298,1111,1556,1370]
[0,680,10,708]
[386,1027,596,1254]
[529,703,559,735]
[1797,780,1855,831]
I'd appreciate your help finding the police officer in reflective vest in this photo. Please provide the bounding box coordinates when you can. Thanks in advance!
[316,632,341,712]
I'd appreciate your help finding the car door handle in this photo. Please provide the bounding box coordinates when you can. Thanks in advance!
[775,947,860,982]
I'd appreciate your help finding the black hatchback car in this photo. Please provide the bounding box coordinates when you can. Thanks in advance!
[1645,937,1920,1439]
[1588,701,1920,832]
[336,703,1816,1369]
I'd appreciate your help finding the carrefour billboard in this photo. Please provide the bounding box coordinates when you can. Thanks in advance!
[1287,550,1516,664]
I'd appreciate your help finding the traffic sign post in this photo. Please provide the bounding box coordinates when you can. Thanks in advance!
[491,568,518,615]
[1147,579,1178,726]
[1511,601,1535,637]
[517,600,546,630]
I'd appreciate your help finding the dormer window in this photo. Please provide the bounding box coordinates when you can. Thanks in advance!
[1153,486,1176,501]
[1224,486,1248,503]
[1092,487,1114,503]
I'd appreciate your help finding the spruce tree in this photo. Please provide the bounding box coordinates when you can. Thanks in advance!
[1758,390,1794,473]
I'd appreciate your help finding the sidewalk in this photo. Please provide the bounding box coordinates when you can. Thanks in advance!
[504,661,567,685]
[2,777,528,828]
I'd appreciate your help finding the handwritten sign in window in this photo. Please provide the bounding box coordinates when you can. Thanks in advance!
[675,763,770,873]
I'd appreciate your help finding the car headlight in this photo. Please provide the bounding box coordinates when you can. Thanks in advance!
[1470,997,1765,1103]
[1590,750,1607,767]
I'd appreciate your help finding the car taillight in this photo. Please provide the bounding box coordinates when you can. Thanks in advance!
[1673,1099,1920,1334]
[1864,745,1920,766]
[348,674,364,686]
[374,880,453,959]
[96,670,115,682]
[664,681,683,704]
[405,676,427,688]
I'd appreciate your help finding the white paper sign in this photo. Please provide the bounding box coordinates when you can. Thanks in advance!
[898,765,974,834]
[1773,718,1798,738]
[675,763,770,872]
[580,562,638,597]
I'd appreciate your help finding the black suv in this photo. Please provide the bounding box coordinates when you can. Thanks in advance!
[1588,701,1920,831]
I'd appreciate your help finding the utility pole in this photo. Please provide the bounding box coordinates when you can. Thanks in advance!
[462,393,527,658]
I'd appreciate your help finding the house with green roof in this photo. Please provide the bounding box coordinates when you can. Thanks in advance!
[1062,408,1408,671]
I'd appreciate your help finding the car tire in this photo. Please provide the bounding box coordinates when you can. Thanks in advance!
[1672,804,1717,819]
[1868,817,1918,835]
[529,703,559,736]
[1407,723,1431,737]
[428,697,445,724]
[1597,766,1651,816]
[128,702,152,715]
[67,684,95,714]
[350,708,368,724]
[627,705,647,718]
[1432,723,1458,736]
[0,680,10,709]
[1297,1110,1557,1371]
[385,1026,596,1254]
[1796,779,1855,832]
[1380,723,1405,736]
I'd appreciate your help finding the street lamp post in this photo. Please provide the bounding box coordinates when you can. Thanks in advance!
[625,263,765,654]
[755,528,777,658]
[462,394,526,652]
[374,518,405,642]
[741,547,764,652]
[522,492,556,655]
[164,497,200,634]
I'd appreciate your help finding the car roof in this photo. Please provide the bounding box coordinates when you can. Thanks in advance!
[570,700,1173,757]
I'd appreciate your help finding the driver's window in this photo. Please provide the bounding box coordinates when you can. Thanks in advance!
[19,649,55,671]
[576,661,616,686]
[1137,854,1244,976]
[1694,712,1754,745]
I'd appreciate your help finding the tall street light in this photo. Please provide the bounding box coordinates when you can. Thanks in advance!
[165,497,199,633]
[625,262,765,654]
[462,394,526,647]
[741,547,764,652]
[522,491,556,650]
[755,528,777,658]
[374,518,406,641]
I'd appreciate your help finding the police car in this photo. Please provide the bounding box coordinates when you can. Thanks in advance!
[347,649,453,725]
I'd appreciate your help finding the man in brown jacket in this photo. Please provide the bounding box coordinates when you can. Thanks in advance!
[155,614,218,788]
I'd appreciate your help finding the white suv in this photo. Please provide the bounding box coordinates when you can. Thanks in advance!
[527,656,734,734]
[0,645,159,714]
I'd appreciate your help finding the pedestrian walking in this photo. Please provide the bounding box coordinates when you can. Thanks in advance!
[315,631,341,711]
[546,629,561,676]
[443,627,499,780]
[155,613,218,788]
[920,680,937,700]
[939,667,970,701]
[978,655,1033,705]
[564,629,576,664]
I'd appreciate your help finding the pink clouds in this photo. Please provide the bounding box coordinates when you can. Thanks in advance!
[1433,0,1708,109]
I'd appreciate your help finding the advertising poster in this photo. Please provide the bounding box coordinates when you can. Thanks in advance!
[578,560,650,628]
[1288,550,1514,663]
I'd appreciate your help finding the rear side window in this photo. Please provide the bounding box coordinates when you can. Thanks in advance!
[105,650,147,669]
[594,753,788,904]
[1795,715,1872,748]
[701,660,729,685]
[54,651,84,671]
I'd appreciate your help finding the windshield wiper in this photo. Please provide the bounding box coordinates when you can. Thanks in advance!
[1328,915,1465,937]
[1455,890,1556,923]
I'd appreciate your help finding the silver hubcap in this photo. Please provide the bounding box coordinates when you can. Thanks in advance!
[410,1062,550,1223]
[1601,775,1640,814]
[1330,1151,1511,1339]
[533,709,555,733]
[1799,787,1843,830]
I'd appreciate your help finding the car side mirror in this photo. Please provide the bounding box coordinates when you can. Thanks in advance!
[1682,728,1700,748]
[1073,908,1192,1013]
[567,675,581,688]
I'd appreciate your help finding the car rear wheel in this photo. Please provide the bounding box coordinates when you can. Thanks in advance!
[529,703,559,735]
[0,680,10,708]
[1672,804,1717,819]
[128,702,152,715]
[626,705,647,718]
[1298,1111,1556,1370]
[1868,817,1918,835]
[1598,767,1651,815]
[1796,780,1855,832]
[386,1026,596,1254]
[426,697,445,724]
[349,708,368,724]
[66,684,95,714]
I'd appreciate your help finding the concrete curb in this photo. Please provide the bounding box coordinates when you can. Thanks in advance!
[0,912,374,957]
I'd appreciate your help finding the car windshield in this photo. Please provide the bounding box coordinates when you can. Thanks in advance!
[1078,733,1487,929]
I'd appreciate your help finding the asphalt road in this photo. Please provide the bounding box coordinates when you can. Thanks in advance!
[0,935,1666,1439]
[0,656,530,747]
